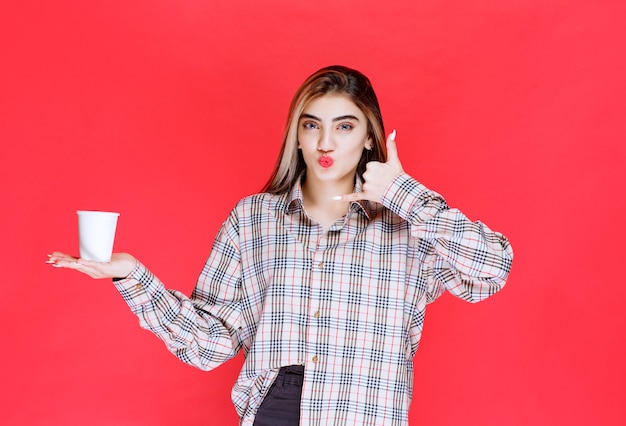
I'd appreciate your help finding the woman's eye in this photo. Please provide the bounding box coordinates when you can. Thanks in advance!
[303,122,319,130]
[338,123,354,131]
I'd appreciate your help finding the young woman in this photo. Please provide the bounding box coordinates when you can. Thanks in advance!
[49,65,514,425]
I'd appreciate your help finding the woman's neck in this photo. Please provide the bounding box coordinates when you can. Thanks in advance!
[301,175,354,230]
[301,174,353,206]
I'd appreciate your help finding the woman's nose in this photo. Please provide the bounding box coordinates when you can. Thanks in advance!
[317,129,334,152]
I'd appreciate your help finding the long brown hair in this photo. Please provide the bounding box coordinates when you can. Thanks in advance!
[262,65,387,194]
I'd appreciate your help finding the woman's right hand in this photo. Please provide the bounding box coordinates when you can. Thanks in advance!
[47,252,138,280]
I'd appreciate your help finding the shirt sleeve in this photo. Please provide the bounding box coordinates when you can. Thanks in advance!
[381,173,514,303]
[112,213,244,371]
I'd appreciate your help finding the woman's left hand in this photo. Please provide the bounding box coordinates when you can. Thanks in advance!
[335,130,404,204]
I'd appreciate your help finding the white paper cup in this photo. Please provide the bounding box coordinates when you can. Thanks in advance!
[77,210,120,262]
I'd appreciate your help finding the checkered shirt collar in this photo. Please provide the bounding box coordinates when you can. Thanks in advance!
[281,173,373,220]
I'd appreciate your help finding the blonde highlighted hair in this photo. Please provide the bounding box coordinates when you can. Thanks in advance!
[262,65,387,194]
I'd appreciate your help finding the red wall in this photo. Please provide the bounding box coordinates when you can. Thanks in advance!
[2,1,624,424]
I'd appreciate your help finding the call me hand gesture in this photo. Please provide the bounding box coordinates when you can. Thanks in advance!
[334,130,404,204]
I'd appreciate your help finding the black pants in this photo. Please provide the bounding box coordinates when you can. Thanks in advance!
[253,365,304,426]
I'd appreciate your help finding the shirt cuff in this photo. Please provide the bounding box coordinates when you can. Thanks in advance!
[112,261,162,309]
[381,173,446,225]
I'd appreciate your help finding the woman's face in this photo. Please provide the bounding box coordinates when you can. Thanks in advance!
[297,93,371,186]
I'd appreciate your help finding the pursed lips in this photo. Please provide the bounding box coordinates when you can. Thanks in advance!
[319,156,334,168]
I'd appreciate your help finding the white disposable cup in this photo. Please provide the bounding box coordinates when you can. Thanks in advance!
[77,210,120,262]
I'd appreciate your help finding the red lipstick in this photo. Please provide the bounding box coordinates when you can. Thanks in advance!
[319,156,334,168]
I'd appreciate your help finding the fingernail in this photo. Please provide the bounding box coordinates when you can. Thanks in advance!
[390,129,396,141]
[332,195,342,201]
[52,264,62,268]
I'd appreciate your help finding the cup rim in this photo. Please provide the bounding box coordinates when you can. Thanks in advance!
[76,210,120,216]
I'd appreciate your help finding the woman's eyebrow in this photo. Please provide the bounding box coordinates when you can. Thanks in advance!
[332,115,360,122]
[300,113,360,122]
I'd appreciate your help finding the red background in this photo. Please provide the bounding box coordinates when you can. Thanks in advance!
[2,1,624,425]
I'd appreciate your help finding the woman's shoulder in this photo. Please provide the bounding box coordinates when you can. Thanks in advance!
[236,191,281,206]
[231,191,286,217]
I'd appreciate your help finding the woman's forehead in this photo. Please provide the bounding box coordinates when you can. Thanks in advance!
[301,93,364,119]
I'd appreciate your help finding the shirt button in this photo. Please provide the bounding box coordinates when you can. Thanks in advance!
[317,262,324,269]
[134,284,142,291]
[312,355,319,363]
[313,311,320,319]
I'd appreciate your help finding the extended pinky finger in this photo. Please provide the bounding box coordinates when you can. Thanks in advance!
[333,193,366,202]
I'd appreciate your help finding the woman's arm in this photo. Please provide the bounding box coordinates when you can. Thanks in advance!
[336,130,513,302]
[381,173,513,303]
[48,216,244,371]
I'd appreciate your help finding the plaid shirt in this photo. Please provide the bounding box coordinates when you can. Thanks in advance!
[114,173,513,425]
